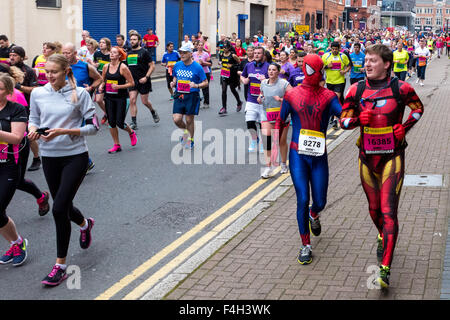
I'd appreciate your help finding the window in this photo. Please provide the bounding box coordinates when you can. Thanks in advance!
[345,0,351,7]
[362,0,367,8]
[415,18,421,25]
[436,17,442,25]
[36,0,61,9]
[426,17,432,25]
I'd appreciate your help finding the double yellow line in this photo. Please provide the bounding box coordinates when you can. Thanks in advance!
[96,126,343,300]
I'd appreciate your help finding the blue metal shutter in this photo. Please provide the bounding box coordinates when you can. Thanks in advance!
[165,0,179,48]
[127,0,156,37]
[83,0,120,44]
[183,0,200,38]
[165,0,199,49]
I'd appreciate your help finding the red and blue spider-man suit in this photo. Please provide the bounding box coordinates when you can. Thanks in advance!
[275,54,342,247]
[339,76,424,269]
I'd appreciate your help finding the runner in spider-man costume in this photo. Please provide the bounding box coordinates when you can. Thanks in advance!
[339,44,424,288]
[274,54,342,265]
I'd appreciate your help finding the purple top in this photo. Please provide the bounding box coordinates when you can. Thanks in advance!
[241,61,270,104]
[280,62,295,80]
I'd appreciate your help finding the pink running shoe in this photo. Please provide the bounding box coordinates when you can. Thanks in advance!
[108,144,122,154]
[130,131,137,146]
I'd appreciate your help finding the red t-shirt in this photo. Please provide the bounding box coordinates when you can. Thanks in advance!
[446,37,450,47]
[81,40,86,47]
[143,34,159,48]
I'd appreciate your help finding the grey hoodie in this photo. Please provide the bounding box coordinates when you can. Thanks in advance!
[29,82,97,157]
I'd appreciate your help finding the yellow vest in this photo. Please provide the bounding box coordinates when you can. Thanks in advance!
[34,55,48,85]
[427,39,434,50]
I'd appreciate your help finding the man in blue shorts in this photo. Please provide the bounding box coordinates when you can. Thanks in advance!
[170,45,208,149]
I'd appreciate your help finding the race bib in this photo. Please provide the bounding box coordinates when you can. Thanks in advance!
[418,57,426,67]
[396,63,405,69]
[167,61,176,67]
[0,58,10,65]
[36,62,48,84]
[353,64,362,73]
[177,79,191,93]
[298,129,325,156]
[0,141,8,162]
[97,60,108,72]
[127,54,138,66]
[363,126,394,154]
[105,80,118,94]
[146,40,155,48]
[331,61,341,70]
[266,107,280,123]
[220,67,230,78]
[250,82,261,96]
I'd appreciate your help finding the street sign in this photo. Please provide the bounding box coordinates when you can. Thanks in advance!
[295,25,310,34]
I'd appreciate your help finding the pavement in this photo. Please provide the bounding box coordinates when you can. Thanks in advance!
[141,54,450,300]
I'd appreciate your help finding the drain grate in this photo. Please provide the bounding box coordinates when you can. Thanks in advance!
[403,174,443,187]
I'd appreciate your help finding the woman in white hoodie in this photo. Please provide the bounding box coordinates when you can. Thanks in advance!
[28,54,98,287]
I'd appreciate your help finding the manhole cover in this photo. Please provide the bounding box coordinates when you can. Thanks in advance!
[403,175,443,187]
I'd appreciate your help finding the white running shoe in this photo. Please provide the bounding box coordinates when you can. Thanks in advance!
[280,163,289,174]
[261,166,275,179]
[248,140,257,152]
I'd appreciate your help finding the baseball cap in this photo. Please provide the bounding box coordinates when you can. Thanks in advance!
[10,46,26,58]
[178,44,192,53]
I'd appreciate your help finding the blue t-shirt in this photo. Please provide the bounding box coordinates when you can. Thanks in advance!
[241,61,270,104]
[162,50,180,65]
[349,52,365,79]
[173,61,207,93]
[71,60,91,88]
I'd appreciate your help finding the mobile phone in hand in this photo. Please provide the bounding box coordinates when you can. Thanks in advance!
[36,127,50,136]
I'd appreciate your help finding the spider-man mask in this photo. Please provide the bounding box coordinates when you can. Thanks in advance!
[302,54,324,88]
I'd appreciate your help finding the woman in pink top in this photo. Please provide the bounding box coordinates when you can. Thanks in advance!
[436,36,444,58]
[193,41,212,108]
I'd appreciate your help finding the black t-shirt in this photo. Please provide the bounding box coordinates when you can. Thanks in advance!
[126,47,152,79]
[14,62,38,105]
[93,50,111,73]
[0,44,14,59]
[0,101,28,164]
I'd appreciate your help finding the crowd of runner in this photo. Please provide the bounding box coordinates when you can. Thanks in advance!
[0,25,445,288]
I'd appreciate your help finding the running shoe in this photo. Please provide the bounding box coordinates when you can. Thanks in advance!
[0,245,15,264]
[297,245,312,265]
[12,238,28,267]
[41,265,68,287]
[376,234,384,262]
[309,209,321,237]
[218,107,227,116]
[248,140,257,152]
[108,144,122,154]
[236,103,242,112]
[151,110,160,123]
[261,166,275,179]
[332,119,339,129]
[28,157,41,171]
[280,163,289,174]
[86,158,95,174]
[129,121,138,130]
[80,218,95,249]
[377,265,390,288]
[185,139,194,150]
[129,131,138,146]
[203,103,209,109]
[101,115,108,125]
[37,191,50,217]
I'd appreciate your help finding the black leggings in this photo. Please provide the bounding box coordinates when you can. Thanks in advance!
[0,163,19,228]
[202,73,211,105]
[221,79,242,109]
[105,98,128,129]
[16,138,43,199]
[42,152,89,258]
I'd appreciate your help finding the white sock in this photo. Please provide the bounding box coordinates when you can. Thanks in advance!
[11,236,22,245]
[80,219,89,231]
[56,263,67,270]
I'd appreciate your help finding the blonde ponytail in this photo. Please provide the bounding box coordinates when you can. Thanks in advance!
[47,54,78,103]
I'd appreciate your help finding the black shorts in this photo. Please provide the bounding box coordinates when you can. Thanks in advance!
[166,69,174,89]
[129,78,152,95]
[326,83,346,95]
[173,91,200,115]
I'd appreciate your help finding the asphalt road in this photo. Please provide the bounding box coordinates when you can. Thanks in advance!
[1,70,280,300]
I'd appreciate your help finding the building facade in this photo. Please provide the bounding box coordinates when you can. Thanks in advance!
[380,0,416,30]
[276,0,346,35]
[0,0,276,63]
[415,0,450,32]
[343,0,381,30]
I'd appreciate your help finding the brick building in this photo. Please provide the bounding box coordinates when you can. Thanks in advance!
[276,0,345,34]
[414,0,450,32]
[343,0,381,30]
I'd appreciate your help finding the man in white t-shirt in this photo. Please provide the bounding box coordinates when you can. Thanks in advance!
[414,38,431,86]
[181,35,194,50]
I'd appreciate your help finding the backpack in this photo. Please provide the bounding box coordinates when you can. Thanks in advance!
[353,76,404,110]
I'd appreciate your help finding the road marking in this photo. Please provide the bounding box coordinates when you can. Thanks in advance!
[96,126,345,300]
[123,173,288,300]
[95,171,271,300]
